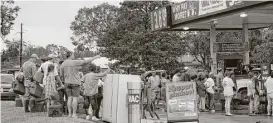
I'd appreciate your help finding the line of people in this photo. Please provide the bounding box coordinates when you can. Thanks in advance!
[20,52,111,120]
[193,69,273,116]
[147,67,273,117]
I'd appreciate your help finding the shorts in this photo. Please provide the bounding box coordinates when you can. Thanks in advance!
[65,84,80,97]
[83,95,98,110]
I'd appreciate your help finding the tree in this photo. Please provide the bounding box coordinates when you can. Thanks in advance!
[45,44,71,59]
[23,45,50,59]
[1,0,20,40]
[183,31,210,71]
[251,27,273,63]
[1,39,27,62]
[97,1,185,71]
[70,3,118,50]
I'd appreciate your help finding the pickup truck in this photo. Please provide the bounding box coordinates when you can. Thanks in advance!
[232,68,263,105]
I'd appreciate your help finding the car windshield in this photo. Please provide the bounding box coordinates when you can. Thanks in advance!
[1,75,14,84]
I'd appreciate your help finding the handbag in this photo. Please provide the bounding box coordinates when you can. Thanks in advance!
[12,80,25,95]
[34,68,44,84]
[29,82,44,98]
[51,91,60,102]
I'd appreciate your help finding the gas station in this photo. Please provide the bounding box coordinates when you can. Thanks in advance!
[151,0,273,74]
[101,1,273,123]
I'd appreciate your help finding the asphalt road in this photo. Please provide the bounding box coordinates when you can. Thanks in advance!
[1,101,273,123]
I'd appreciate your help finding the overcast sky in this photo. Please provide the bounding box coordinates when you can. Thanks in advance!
[1,0,121,51]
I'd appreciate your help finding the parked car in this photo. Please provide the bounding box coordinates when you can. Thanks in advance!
[1,74,16,100]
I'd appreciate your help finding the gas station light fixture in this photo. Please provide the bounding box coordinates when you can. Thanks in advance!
[183,27,189,30]
[240,12,248,18]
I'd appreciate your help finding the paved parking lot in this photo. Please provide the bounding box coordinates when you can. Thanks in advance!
[1,101,273,123]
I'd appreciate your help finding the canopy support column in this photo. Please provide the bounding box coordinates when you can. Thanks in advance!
[243,22,250,65]
[210,23,217,74]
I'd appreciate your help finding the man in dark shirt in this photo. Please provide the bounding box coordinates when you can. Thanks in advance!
[21,54,39,112]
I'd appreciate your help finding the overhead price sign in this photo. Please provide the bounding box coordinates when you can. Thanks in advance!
[213,42,249,53]
[171,1,199,24]
[150,7,168,31]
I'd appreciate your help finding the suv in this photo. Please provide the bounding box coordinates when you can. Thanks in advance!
[1,74,16,100]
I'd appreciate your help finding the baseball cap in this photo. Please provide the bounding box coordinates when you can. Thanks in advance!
[48,54,58,59]
[30,54,39,59]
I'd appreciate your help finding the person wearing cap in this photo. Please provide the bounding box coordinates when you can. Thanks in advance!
[38,54,63,87]
[21,54,39,112]
[60,51,101,118]
[37,54,64,113]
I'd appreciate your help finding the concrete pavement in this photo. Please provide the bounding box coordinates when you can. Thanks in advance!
[1,101,273,123]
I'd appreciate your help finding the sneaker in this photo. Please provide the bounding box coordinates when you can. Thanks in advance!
[266,113,271,116]
[92,116,100,121]
[72,115,78,119]
[225,114,233,116]
[249,113,257,116]
[86,115,91,120]
[210,110,215,113]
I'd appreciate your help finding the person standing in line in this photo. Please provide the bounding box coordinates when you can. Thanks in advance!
[172,69,182,82]
[264,72,273,116]
[222,71,235,116]
[204,72,216,113]
[190,74,199,112]
[253,72,261,114]
[230,71,237,91]
[57,60,67,113]
[216,68,224,89]
[181,68,191,81]
[197,73,208,112]
[38,54,63,87]
[148,71,161,110]
[82,64,110,120]
[160,73,170,112]
[247,72,259,116]
[44,64,58,115]
[21,54,39,112]
[230,71,238,110]
[60,51,101,118]
[38,54,64,109]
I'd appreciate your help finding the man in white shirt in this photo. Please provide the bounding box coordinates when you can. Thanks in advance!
[265,72,273,116]
[38,54,63,87]
[204,72,215,113]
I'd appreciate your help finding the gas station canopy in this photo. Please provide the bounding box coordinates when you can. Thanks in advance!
[151,0,273,31]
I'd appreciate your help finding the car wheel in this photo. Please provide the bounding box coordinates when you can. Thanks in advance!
[240,89,249,105]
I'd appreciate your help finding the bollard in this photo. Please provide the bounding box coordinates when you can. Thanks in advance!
[128,81,142,123]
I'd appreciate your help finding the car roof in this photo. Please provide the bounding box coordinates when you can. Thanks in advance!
[252,68,261,71]
[0,73,14,76]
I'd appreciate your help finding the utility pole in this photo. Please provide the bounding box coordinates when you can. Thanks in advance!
[19,23,23,67]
